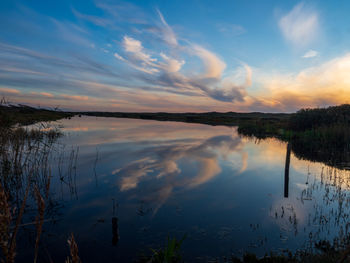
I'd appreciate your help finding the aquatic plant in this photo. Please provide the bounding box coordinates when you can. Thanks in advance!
[0,120,78,262]
[149,235,186,263]
[65,233,81,263]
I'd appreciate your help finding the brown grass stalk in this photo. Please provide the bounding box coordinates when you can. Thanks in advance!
[0,183,12,263]
[34,186,45,263]
[65,233,81,263]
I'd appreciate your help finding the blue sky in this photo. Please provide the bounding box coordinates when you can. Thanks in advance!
[1,0,350,112]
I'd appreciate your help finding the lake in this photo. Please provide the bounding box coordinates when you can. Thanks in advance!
[16,116,350,262]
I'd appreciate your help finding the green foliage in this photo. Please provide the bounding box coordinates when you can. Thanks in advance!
[150,235,186,263]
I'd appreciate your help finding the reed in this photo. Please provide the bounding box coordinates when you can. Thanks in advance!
[34,186,45,263]
[65,234,81,263]
[0,121,79,262]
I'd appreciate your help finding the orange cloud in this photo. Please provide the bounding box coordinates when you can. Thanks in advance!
[31,92,54,98]
[0,87,21,94]
[61,94,89,101]
[253,53,350,111]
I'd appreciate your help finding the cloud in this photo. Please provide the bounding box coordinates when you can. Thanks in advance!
[94,0,148,25]
[113,52,126,61]
[192,45,226,79]
[31,91,54,97]
[278,3,319,47]
[123,36,144,53]
[0,87,21,94]
[118,37,178,75]
[114,37,250,102]
[255,53,350,111]
[72,8,113,27]
[122,36,159,74]
[159,52,185,73]
[217,23,246,36]
[61,94,89,101]
[0,42,123,79]
[302,49,318,58]
[156,8,178,46]
[108,130,248,215]
[109,9,252,103]
[114,134,242,192]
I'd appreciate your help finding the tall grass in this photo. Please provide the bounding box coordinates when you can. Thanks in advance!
[0,123,81,262]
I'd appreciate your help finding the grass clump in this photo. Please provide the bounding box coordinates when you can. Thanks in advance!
[150,235,186,263]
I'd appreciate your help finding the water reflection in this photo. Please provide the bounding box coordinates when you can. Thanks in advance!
[112,198,119,246]
[18,116,350,262]
[112,134,244,213]
[284,143,291,198]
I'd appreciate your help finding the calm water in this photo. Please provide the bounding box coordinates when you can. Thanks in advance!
[17,116,350,262]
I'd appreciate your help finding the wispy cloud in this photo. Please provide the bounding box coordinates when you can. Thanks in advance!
[156,8,178,47]
[72,8,113,27]
[217,23,246,36]
[61,94,89,101]
[31,91,54,97]
[278,2,319,47]
[302,49,318,58]
[122,36,159,74]
[0,87,21,94]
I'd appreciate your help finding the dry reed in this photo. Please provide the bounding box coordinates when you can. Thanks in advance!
[65,233,81,263]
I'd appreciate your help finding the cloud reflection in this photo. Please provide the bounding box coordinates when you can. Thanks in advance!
[98,122,246,213]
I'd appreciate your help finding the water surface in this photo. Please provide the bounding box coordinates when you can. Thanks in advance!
[18,116,350,262]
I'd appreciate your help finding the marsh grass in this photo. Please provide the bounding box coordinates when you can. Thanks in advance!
[238,105,350,170]
[149,235,186,263]
[0,103,74,128]
[65,234,81,263]
[34,186,45,263]
[0,121,81,262]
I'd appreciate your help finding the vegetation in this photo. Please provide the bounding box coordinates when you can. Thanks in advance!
[149,235,186,263]
[289,104,350,131]
[81,111,290,127]
[235,105,350,170]
[0,102,79,263]
[0,103,74,128]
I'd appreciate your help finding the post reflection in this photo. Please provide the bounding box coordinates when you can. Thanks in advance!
[284,143,291,198]
[112,198,119,246]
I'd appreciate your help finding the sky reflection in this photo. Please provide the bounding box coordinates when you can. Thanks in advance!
[37,116,350,262]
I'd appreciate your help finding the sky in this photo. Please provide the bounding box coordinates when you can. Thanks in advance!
[1,0,350,112]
